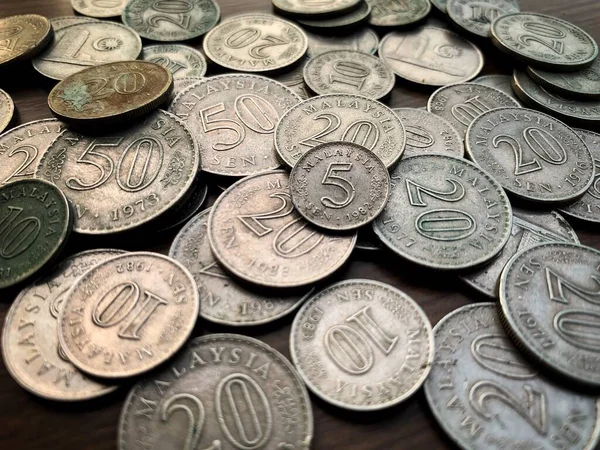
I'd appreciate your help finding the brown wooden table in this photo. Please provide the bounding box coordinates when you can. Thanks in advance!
[1,0,600,449]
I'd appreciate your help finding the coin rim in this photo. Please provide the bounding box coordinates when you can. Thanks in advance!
[0,88,15,134]
[306,28,379,58]
[297,2,372,29]
[0,14,53,66]
[272,0,362,18]
[527,63,600,100]
[368,0,431,27]
[141,44,207,78]
[447,0,518,38]
[71,0,126,18]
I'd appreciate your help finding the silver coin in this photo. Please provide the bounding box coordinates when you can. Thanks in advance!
[298,2,371,31]
[373,153,512,270]
[303,50,395,100]
[355,226,383,251]
[275,93,406,168]
[49,16,98,31]
[305,28,379,57]
[462,209,579,298]
[379,27,484,87]
[425,303,600,450]
[118,333,313,450]
[169,209,311,326]
[429,0,447,13]
[428,83,520,137]
[141,44,207,79]
[366,0,431,27]
[465,106,595,203]
[499,242,600,388]
[268,57,311,100]
[155,181,207,232]
[472,73,522,104]
[392,108,464,157]
[274,0,361,17]
[290,279,434,411]
[168,76,203,105]
[0,88,14,135]
[491,12,599,71]
[71,0,126,18]
[447,0,519,38]
[528,59,600,100]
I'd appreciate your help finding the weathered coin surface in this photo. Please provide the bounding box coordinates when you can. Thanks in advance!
[291,279,434,411]
[32,22,142,81]
[392,108,463,157]
[268,57,311,100]
[462,209,579,298]
[373,154,512,270]
[170,74,300,177]
[170,209,310,325]
[47,61,173,127]
[0,89,14,135]
[71,0,126,18]
[155,181,207,232]
[499,243,600,388]
[208,170,356,288]
[169,76,203,104]
[298,2,371,31]
[290,142,391,231]
[275,93,406,168]
[0,179,71,289]
[0,14,53,66]
[141,44,207,79]
[447,0,518,38]
[36,110,198,235]
[425,303,600,450]
[466,107,594,203]
[305,28,379,57]
[203,14,306,73]
[122,0,220,42]
[118,333,313,450]
[430,0,447,13]
[2,250,122,401]
[378,27,483,86]
[428,83,520,136]
[303,50,395,100]
[49,16,98,31]
[528,59,600,100]
[472,73,521,104]
[491,12,599,71]
[366,0,431,27]
[59,252,199,379]
[273,0,361,17]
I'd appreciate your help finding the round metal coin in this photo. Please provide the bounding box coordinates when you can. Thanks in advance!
[366,0,431,27]
[305,28,379,57]
[447,0,519,38]
[472,73,521,104]
[466,106,594,203]
[1,249,123,401]
[49,16,99,31]
[430,0,447,13]
[0,14,53,67]
[154,181,207,232]
[297,2,371,31]
[0,89,14,135]
[71,0,126,18]
[273,0,361,18]
[141,44,207,79]
[373,154,512,270]
[528,59,600,100]
[268,57,311,100]
[168,76,203,105]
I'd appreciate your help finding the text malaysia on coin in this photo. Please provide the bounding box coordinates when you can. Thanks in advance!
[466,107,594,203]
[71,0,126,18]
[275,94,405,168]
[59,252,199,379]
[208,171,356,288]
[447,0,518,38]
[0,14,53,66]
[2,250,123,400]
[291,279,434,411]
[528,59,600,100]
[499,243,600,388]
[170,74,300,177]
[118,334,313,450]
[373,154,512,270]
[0,89,14,135]
[305,28,379,57]
[425,303,600,450]
[141,44,207,79]
[170,209,310,325]
[273,0,361,17]
[36,110,199,235]
[366,0,431,27]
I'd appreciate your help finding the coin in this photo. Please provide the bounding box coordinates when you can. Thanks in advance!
[298,2,371,31]
[122,0,220,42]
[155,181,207,232]
[305,28,379,57]
[0,179,71,289]
[118,333,313,450]
[447,0,518,38]
[275,93,406,168]
[465,106,594,203]
[170,74,300,177]
[268,57,311,100]
[141,44,207,79]
[424,303,600,450]
[378,27,484,87]
[472,73,522,104]
[203,14,306,73]
[208,170,356,288]
[373,154,512,270]
[528,59,600,100]
[32,22,142,81]
[168,76,203,104]
[491,13,599,71]
[71,0,126,18]
[355,226,383,251]
[2,250,123,401]
[35,110,199,235]
[50,16,99,31]
[47,61,173,127]
[428,83,520,137]
[0,14,53,66]
[303,50,394,100]
[366,0,431,27]
[273,0,361,18]
[291,279,433,411]
[392,108,464,157]
[0,89,14,135]
[462,209,579,298]
[429,0,447,13]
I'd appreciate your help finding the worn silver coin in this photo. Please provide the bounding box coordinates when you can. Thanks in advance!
[155,181,208,232]
[472,73,522,104]
[298,2,371,31]
[0,89,15,135]
[447,0,519,38]
[528,59,600,100]
[268,57,311,100]
[430,0,447,13]
[425,303,600,450]
[366,0,431,27]
[141,44,207,79]
[168,76,203,105]
[373,154,512,270]
[71,0,126,18]
[49,16,98,31]
[305,28,379,57]
[466,106,594,203]
[273,0,361,17]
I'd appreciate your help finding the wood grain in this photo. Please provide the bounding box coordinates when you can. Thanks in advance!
[1,0,600,449]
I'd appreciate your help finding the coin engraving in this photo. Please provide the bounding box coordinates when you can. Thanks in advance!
[141,44,207,79]
[0,14,53,66]
[71,0,126,18]
[305,28,379,57]
[298,2,371,30]
[0,89,15,135]
[366,0,431,27]
[447,0,519,38]
[528,59,600,100]
[274,0,361,17]
[472,73,522,104]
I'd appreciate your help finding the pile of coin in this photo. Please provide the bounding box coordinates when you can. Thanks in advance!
[1,0,600,448]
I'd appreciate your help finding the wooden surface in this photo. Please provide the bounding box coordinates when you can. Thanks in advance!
[1,0,600,449]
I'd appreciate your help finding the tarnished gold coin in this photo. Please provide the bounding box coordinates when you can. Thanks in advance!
[0,14,53,66]
[0,89,14,134]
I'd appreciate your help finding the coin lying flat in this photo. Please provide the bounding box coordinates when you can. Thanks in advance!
[298,2,371,31]
[528,59,600,100]
[0,89,14,135]
[466,107,594,203]
[425,303,600,450]
[268,57,311,100]
[2,250,123,401]
[491,13,599,71]
[378,27,484,87]
[119,333,313,450]
[472,73,521,104]
[49,16,98,30]
[0,14,53,66]
[273,0,361,18]
[208,171,356,288]
[275,93,406,168]
[366,0,431,27]
[36,110,198,235]
[0,179,71,289]
[32,22,142,81]
[447,0,518,38]
[305,28,379,57]
[71,0,126,18]
[141,44,207,79]
[373,154,512,270]
[154,181,207,232]
[291,279,434,411]
[168,76,203,105]
[462,209,579,298]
